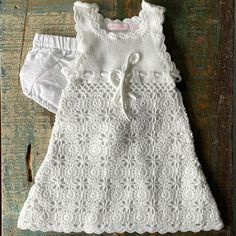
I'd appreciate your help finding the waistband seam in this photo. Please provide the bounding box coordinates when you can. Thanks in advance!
[32,33,79,51]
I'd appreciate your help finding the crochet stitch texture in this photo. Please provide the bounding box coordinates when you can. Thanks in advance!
[17,0,224,234]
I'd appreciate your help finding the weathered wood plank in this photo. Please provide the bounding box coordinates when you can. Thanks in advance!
[1,0,233,235]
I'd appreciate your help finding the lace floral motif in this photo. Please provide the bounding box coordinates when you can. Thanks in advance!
[17,77,224,234]
[17,0,224,234]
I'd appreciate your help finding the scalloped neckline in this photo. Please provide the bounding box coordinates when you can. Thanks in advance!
[74,0,167,40]
[91,5,147,40]
[86,1,149,40]
[94,13,147,40]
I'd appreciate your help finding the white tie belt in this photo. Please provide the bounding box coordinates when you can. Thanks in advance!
[108,52,182,121]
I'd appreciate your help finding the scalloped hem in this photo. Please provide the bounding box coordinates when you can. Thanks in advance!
[17,222,224,234]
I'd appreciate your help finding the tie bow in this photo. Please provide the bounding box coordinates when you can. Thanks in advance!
[109,52,141,121]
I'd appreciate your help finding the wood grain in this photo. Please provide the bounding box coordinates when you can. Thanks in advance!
[1,0,233,235]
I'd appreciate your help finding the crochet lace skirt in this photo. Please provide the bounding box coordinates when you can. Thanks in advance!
[17,76,224,234]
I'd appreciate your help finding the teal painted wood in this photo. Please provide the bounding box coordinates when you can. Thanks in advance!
[1,0,233,235]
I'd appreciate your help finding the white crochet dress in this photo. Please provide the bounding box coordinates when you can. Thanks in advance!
[17,0,224,234]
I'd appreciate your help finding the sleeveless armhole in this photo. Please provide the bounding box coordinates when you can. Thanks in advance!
[144,1,182,83]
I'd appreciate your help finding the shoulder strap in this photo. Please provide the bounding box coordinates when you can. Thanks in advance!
[73,1,99,40]
[141,0,166,31]
[73,0,99,14]
[142,0,182,82]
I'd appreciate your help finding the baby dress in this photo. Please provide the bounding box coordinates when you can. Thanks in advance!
[17,0,224,234]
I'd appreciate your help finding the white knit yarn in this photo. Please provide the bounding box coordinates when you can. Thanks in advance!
[17,0,224,234]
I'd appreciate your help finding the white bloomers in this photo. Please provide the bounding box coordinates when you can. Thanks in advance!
[19,33,79,113]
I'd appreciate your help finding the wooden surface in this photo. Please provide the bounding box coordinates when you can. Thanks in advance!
[1,0,234,235]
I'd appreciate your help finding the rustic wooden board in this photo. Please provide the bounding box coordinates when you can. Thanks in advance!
[1,0,233,235]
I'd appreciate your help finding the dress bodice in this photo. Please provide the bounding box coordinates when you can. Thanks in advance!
[62,0,182,84]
